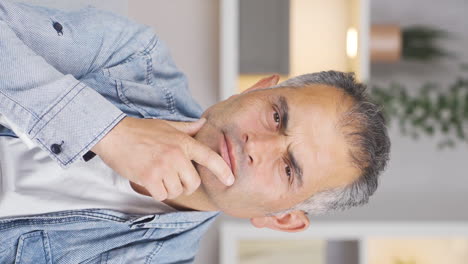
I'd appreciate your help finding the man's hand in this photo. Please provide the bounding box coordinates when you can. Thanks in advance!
[91,116,234,201]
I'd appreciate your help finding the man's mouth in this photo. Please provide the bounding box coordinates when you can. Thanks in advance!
[221,132,236,176]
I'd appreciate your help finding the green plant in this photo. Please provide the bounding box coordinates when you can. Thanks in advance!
[371,71,468,148]
[402,26,452,61]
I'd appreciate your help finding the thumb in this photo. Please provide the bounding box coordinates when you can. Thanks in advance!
[165,118,207,136]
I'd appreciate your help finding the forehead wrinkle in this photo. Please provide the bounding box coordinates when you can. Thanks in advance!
[284,113,319,193]
[289,85,349,193]
[287,135,327,199]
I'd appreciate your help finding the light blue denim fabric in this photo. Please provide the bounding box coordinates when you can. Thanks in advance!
[0,0,203,168]
[0,1,217,263]
[0,209,219,263]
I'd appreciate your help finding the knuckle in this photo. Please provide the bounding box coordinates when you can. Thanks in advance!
[185,170,201,184]
[175,187,183,197]
[192,177,202,189]
[153,153,173,165]
[186,178,201,194]
[179,135,194,152]
[157,191,167,201]
[197,152,210,165]
[138,171,152,186]
[152,147,180,164]
[166,146,181,156]
[159,159,172,169]
[177,183,184,193]
[143,170,161,184]
[166,192,174,199]
[151,184,167,201]
[167,187,182,199]
[179,133,191,144]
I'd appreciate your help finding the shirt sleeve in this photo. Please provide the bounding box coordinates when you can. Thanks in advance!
[0,19,126,168]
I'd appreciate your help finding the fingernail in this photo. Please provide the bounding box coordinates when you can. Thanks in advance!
[226,176,235,186]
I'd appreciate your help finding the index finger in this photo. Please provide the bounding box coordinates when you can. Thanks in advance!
[185,138,235,186]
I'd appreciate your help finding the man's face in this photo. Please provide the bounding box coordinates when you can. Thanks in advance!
[194,84,360,218]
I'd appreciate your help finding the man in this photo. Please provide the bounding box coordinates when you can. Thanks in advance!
[0,1,391,263]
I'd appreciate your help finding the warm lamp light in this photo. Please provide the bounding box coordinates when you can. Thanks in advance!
[346,27,358,58]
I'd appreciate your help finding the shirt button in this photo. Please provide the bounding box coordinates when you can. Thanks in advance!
[53,22,63,35]
[51,143,62,154]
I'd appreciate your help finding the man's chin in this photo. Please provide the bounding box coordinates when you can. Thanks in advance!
[196,165,226,190]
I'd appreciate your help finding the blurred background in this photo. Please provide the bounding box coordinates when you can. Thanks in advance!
[20,0,468,263]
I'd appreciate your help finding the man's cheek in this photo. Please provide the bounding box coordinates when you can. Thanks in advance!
[239,115,263,132]
[250,170,277,190]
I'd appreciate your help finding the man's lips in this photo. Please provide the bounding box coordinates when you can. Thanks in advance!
[225,134,236,175]
[221,132,236,176]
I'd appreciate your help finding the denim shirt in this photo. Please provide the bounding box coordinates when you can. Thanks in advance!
[0,1,219,263]
[0,0,203,167]
[0,209,219,264]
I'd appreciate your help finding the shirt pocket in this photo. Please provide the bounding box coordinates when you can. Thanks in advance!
[80,240,163,264]
[114,78,174,119]
[14,231,53,264]
[101,37,178,119]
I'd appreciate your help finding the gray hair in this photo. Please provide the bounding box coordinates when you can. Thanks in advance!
[270,71,390,215]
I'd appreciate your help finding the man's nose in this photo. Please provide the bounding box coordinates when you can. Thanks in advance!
[243,132,282,165]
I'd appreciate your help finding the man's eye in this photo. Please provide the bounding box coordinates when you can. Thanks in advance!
[285,165,292,180]
[273,111,280,126]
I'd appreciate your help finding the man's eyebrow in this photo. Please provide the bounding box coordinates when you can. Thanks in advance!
[278,95,303,188]
[288,145,304,188]
[278,95,289,135]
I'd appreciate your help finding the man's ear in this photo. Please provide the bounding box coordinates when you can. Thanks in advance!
[241,74,280,94]
[250,210,310,233]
